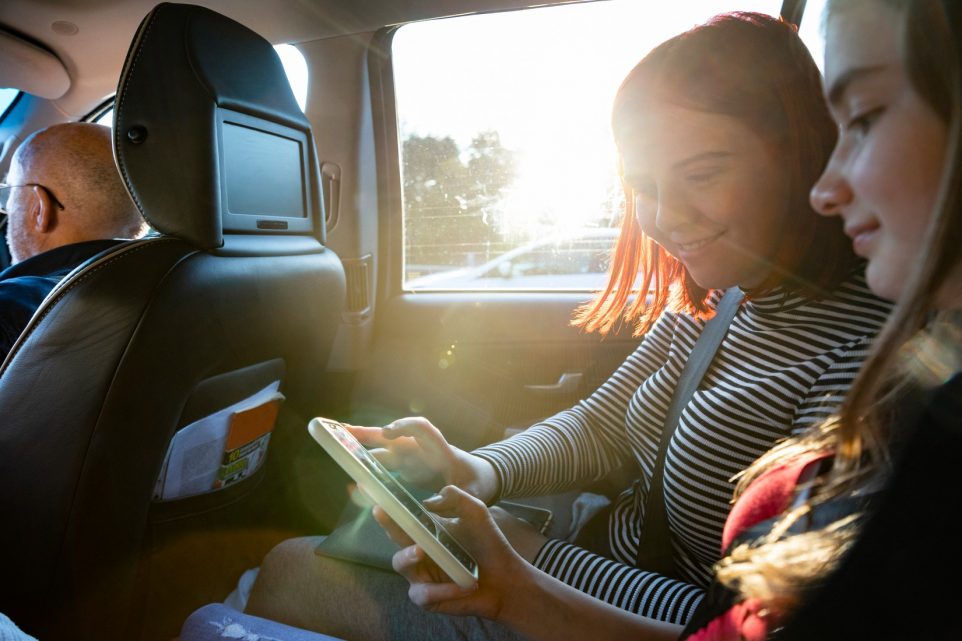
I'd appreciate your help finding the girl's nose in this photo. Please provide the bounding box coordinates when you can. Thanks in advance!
[810,161,853,217]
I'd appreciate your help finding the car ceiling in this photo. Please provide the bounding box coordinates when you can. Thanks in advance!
[0,0,583,119]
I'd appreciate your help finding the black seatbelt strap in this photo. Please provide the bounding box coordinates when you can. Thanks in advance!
[635,287,742,577]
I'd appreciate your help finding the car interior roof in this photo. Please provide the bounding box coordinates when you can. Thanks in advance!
[1,1,806,120]
[0,0,591,120]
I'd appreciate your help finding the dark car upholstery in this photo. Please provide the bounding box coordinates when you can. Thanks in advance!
[0,3,345,637]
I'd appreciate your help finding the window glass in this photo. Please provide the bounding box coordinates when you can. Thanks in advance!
[797,0,828,71]
[273,44,309,111]
[394,0,782,291]
[0,88,20,120]
[89,44,309,126]
[93,109,113,126]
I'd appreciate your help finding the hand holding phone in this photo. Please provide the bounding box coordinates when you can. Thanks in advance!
[489,503,551,563]
[309,417,479,589]
[379,485,536,621]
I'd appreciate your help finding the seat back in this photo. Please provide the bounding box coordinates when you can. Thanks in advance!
[0,3,345,637]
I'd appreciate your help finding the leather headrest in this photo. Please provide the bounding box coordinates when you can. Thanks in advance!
[114,3,320,249]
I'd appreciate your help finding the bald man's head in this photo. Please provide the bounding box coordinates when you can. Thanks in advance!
[4,122,146,263]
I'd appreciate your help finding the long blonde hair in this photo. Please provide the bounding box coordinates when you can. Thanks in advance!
[715,0,962,607]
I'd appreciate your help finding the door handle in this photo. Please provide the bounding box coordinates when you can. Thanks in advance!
[524,372,583,396]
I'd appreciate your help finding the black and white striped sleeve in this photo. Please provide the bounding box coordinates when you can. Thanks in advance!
[472,314,675,498]
[533,539,704,624]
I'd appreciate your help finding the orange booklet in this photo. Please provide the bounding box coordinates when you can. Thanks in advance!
[216,398,282,489]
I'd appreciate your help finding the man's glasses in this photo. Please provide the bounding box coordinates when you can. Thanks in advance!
[0,182,66,216]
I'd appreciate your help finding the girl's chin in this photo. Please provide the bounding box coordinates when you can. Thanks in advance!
[684,265,763,292]
[865,262,903,303]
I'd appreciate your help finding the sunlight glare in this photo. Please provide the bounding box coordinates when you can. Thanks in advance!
[274,44,309,112]
[393,0,782,240]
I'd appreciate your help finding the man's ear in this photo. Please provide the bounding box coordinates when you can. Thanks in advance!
[32,185,57,234]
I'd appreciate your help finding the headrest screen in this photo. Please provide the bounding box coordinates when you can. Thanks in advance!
[217,108,317,235]
[223,121,306,218]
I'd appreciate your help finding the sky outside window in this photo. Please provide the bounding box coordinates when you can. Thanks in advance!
[394,1,788,288]
[0,88,19,119]
[393,0,783,242]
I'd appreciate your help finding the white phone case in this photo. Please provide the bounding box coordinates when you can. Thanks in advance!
[308,417,479,589]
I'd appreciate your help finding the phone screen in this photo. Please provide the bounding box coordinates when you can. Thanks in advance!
[327,420,478,574]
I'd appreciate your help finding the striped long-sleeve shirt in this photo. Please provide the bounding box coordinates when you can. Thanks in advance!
[474,272,890,625]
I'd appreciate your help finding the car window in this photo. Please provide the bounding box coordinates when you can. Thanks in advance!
[89,44,309,126]
[0,88,20,121]
[93,108,113,126]
[406,228,619,290]
[797,0,828,70]
[393,0,782,291]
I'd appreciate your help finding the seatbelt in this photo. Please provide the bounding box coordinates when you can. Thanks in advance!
[635,287,742,578]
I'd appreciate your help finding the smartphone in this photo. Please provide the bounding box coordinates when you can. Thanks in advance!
[308,417,478,589]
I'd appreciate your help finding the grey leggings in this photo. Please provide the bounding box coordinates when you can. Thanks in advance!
[245,536,528,641]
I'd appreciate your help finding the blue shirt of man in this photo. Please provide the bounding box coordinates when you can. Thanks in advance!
[0,239,123,362]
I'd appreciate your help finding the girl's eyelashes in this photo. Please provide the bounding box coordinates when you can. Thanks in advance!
[845,106,885,136]
[685,168,722,185]
[630,164,725,206]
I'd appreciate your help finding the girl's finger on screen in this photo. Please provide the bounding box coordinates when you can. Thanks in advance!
[368,447,397,468]
[345,424,390,447]
[425,485,486,520]
[383,417,448,454]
